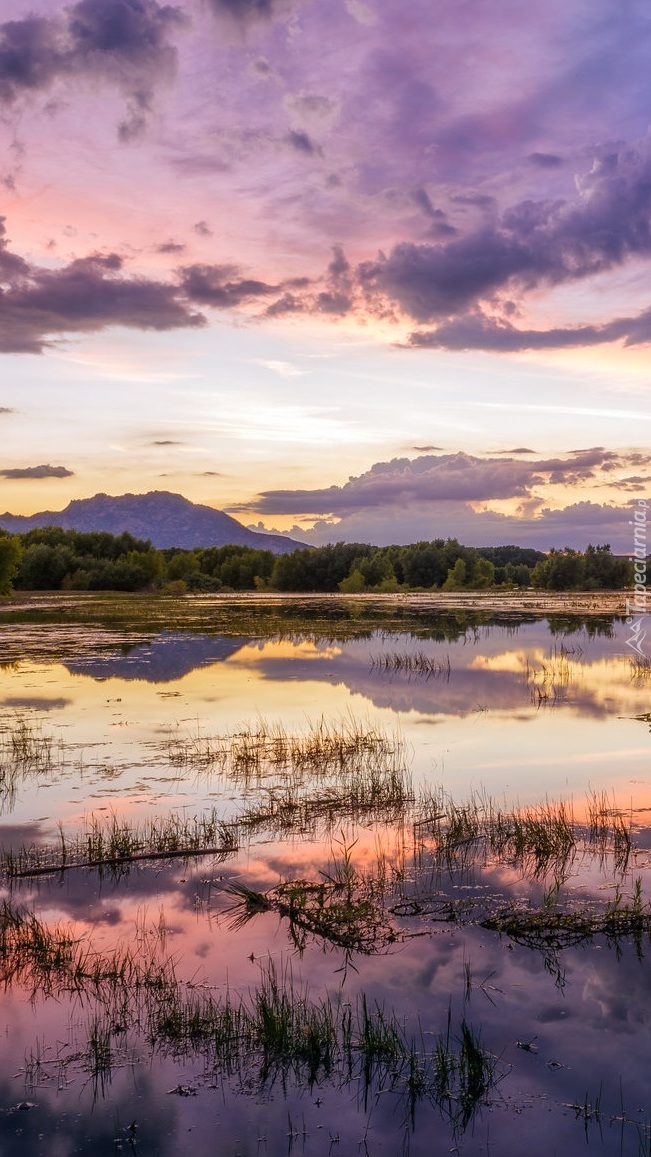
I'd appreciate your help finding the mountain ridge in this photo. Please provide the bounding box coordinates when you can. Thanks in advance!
[0,490,304,554]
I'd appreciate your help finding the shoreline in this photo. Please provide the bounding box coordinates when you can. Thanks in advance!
[0,588,628,618]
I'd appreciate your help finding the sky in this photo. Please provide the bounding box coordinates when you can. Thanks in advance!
[0,0,650,550]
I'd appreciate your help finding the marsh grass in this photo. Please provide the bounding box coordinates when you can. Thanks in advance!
[523,653,573,705]
[236,758,412,839]
[225,866,400,956]
[0,777,636,897]
[416,788,633,880]
[2,810,239,878]
[0,899,178,1000]
[0,716,63,812]
[0,716,57,772]
[1,760,412,879]
[5,913,500,1128]
[164,716,405,785]
[143,959,501,1123]
[370,651,452,679]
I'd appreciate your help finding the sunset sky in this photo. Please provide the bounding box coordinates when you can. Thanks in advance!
[0,0,650,549]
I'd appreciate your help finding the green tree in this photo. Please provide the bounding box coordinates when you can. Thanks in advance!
[471,557,495,589]
[339,567,366,592]
[442,558,468,589]
[0,533,21,595]
[532,548,586,590]
[167,550,201,582]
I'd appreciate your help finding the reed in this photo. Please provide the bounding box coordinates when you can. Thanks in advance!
[2,809,239,878]
[370,651,451,678]
[165,716,405,784]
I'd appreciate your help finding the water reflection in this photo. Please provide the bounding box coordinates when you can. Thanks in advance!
[0,612,648,1155]
[66,633,252,682]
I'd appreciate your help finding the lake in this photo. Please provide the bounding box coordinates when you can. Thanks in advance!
[0,596,649,1156]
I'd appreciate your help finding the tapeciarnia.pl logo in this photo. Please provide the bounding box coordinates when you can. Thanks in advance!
[626,498,648,657]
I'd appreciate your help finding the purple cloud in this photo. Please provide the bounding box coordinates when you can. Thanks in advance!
[180,263,278,307]
[407,303,651,352]
[0,221,204,353]
[360,146,651,322]
[0,0,186,136]
[0,464,73,479]
[294,498,634,552]
[235,449,631,517]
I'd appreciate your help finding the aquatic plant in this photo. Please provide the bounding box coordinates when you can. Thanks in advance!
[2,809,239,878]
[370,651,452,678]
[165,716,405,784]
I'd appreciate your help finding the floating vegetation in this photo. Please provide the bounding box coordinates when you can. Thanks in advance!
[225,838,402,955]
[482,878,651,951]
[370,651,452,679]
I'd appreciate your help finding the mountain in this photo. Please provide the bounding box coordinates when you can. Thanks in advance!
[0,491,304,553]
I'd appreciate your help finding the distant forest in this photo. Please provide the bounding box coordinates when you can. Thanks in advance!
[0,526,635,595]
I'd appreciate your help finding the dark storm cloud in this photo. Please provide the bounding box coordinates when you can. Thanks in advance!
[0,220,205,353]
[0,464,73,478]
[360,145,651,322]
[0,0,186,134]
[236,449,631,516]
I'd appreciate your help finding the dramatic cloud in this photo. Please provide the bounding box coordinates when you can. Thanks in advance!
[0,221,204,352]
[0,0,186,136]
[239,449,629,516]
[179,263,279,308]
[0,463,73,478]
[363,146,651,323]
[407,306,651,352]
[289,499,635,552]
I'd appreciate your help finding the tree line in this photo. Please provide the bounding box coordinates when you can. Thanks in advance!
[0,526,635,595]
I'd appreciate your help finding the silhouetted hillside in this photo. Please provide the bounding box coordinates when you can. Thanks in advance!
[0,491,303,553]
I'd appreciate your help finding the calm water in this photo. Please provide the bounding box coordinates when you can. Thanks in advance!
[0,608,650,1155]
